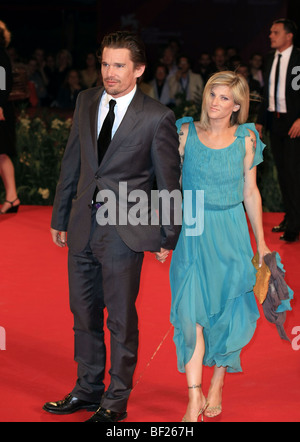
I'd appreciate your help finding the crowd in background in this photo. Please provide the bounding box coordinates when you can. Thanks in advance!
[6,40,265,112]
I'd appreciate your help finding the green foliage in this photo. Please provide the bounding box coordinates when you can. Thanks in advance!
[1,111,72,205]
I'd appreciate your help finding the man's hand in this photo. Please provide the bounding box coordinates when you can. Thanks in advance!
[154,248,170,264]
[51,228,67,247]
[288,118,300,139]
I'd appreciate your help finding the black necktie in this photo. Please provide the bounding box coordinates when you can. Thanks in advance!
[97,99,116,166]
[93,99,116,204]
[274,53,282,112]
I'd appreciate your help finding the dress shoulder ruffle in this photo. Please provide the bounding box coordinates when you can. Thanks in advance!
[175,117,194,134]
[235,123,266,169]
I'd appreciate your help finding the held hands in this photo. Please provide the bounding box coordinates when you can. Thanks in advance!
[154,248,170,264]
[51,228,67,248]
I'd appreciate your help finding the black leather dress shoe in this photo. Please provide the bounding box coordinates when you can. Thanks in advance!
[280,232,299,243]
[85,407,127,422]
[272,219,287,233]
[43,394,100,415]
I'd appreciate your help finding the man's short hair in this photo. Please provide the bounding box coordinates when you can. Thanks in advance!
[273,18,298,39]
[97,31,147,68]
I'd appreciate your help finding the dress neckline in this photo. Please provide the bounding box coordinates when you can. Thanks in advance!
[191,122,238,151]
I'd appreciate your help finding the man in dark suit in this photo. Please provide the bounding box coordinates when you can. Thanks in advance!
[43,31,181,422]
[256,19,300,242]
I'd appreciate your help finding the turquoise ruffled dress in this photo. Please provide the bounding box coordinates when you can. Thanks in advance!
[170,118,265,374]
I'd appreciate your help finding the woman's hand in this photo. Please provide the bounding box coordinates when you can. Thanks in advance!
[257,241,272,267]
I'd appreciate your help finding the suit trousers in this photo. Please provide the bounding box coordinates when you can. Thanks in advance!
[270,113,300,234]
[69,208,144,412]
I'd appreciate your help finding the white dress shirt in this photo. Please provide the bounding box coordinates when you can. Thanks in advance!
[97,85,137,139]
[268,45,293,113]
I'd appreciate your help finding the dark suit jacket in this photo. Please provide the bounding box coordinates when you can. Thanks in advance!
[51,86,181,253]
[257,46,300,127]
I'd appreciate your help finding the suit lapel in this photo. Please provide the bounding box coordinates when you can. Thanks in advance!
[98,88,145,172]
[89,87,104,165]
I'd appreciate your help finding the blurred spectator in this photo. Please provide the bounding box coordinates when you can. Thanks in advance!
[44,53,56,99]
[228,55,242,71]
[149,63,173,106]
[48,49,73,103]
[226,46,239,60]
[168,55,203,105]
[236,63,262,116]
[52,69,83,110]
[6,46,21,65]
[249,53,264,88]
[139,77,155,99]
[212,46,228,72]
[167,38,181,59]
[81,52,98,89]
[160,45,178,78]
[27,58,48,106]
[236,63,262,94]
[196,52,214,84]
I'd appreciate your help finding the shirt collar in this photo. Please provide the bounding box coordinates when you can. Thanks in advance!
[275,45,293,58]
[103,85,137,110]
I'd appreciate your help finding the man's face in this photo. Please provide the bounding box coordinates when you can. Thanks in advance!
[101,47,145,98]
[199,54,211,68]
[269,23,293,52]
[213,49,226,68]
[178,57,190,74]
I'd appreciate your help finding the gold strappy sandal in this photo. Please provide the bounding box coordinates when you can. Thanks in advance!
[204,404,222,418]
[181,384,209,423]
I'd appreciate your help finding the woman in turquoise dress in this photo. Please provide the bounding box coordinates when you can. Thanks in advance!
[169,71,271,422]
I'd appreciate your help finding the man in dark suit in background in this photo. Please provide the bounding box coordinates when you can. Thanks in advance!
[43,31,181,422]
[256,18,300,242]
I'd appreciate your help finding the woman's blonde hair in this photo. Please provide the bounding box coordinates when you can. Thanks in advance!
[0,20,11,48]
[200,71,250,130]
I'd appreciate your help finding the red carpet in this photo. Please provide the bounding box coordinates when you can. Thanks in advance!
[0,207,299,422]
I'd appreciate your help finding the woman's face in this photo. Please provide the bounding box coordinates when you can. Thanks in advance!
[207,85,240,121]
